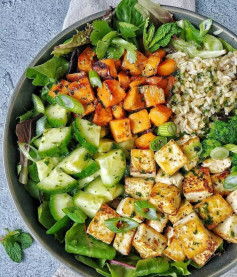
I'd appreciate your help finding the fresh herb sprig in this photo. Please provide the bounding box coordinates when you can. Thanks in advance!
[0,229,34,263]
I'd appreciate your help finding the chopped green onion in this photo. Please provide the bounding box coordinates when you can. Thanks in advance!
[55,95,84,114]
[210,147,229,160]
[134,201,158,220]
[17,110,34,122]
[150,136,167,151]
[199,18,213,37]
[32,94,45,114]
[35,115,48,137]
[224,144,237,154]
[158,122,177,137]
[89,70,102,88]
[104,217,139,233]
[46,216,70,235]
[224,173,237,191]
[18,143,41,162]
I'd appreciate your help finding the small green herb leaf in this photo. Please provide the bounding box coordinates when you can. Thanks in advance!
[16,232,34,250]
[90,20,112,46]
[2,240,23,263]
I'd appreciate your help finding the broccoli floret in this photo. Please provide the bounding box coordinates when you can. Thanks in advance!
[208,115,237,144]
[201,139,221,159]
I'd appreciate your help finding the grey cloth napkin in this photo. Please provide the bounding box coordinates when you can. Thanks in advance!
[54,0,195,276]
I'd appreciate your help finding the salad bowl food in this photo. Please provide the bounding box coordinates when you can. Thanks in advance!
[3,1,237,276]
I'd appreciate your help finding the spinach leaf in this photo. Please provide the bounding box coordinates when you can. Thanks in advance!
[26,57,69,86]
[135,257,169,276]
[65,223,116,259]
[90,20,112,46]
[107,264,135,277]
[24,179,40,199]
[52,25,93,57]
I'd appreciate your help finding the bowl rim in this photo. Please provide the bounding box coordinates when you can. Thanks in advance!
[3,5,237,277]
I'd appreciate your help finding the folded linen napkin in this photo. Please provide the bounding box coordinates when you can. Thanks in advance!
[54,0,195,276]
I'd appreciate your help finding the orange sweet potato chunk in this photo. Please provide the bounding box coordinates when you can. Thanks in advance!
[78,47,96,72]
[93,103,113,126]
[48,80,70,98]
[110,118,132,142]
[135,133,156,149]
[129,77,146,88]
[142,56,161,77]
[122,50,146,76]
[157,59,176,76]
[149,105,172,126]
[66,72,86,82]
[129,109,151,134]
[112,103,126,119]
[123,87,145,111]
[140,85,165,107]
[118,72,130,90]
[82,102,95,117]
[145,76,168,89]
[97,79,126,108]
[92,59,117,79]
[148,49,166,60]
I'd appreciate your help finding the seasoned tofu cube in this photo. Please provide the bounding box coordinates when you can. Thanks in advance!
[149,183,181,215]
[125,177,154,200]
[191,231,223,267]
[113,229,136,255]
[184,158,199,171]
[155,169,184,191]
[211,171,231,196]
[155,140,188,176]
[87,204,119,244]
[163,227,186,262]
[213,215,237,243]
[169,200,194,224]
[146,212,168,233]
[174,213,213,259]
[132,223,167,258]
[195,193,233,229]
[129,109,151,134]
[110,118,132,143]
[202,157,231,174]
[130,149,156,178]
[116,197,144,223]
[183,167,213,202]
[227,190,237,214]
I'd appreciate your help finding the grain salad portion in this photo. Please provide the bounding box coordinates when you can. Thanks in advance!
[168,51,237,135]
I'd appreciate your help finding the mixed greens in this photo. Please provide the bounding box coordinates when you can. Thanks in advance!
[14,0,237,276]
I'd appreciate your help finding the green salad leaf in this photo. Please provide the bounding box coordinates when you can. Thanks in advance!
[26,57,69,86]
[90,20,112,46]
[52,25,93,56]
[219,38,236,52]
[117,22,139,39]
[63,206,87,223]
[171,261,191,275]
[112,37,137,63]
[135,257,169,276]
[108,263,135,277]
[65,223,116,259]
[96,31,118,59]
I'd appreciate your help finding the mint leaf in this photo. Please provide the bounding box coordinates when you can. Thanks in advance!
[90,20,112,46]
[16,232,33,250]
[96,31,117,59]
[2,240,23,263]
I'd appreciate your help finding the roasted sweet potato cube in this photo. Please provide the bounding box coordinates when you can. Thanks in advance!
[125,177,154,201]
[66,72,86,82]
[92,59,117,79]
[169,200,194,224]
[114,59,122,70]
[142,56,161,77]
[149,49,166,60]
[113,229,136,255]
[183,167,213,203]
[164,76,175,96]
[130,149,156,178]
[122,50,147,76]
[87,204,119,244]
[129,76,146,88]
[149,105,172,126]
[157,58,176,76]
[211,171,231,196]
[129,109,151,134]
[124,87,145,111]
[82,102,95,117]
[118,72,130,90]
[78,46,96,72]
[135,132,156,150]
[145,76,168,89]
[48,79,69,98]
[97,79,126,108]
[93,103,113,126]
[132,223,167,259]
[68,77,95,104]
[112,103,125,119]
[140,85,165,107]
[149,183,181,215]
[110,118,132,143]
[195,193,233,229]
[174,213,213,259]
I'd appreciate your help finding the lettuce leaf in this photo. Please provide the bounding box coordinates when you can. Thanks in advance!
[26,57,69,86]
[52,25,92,56]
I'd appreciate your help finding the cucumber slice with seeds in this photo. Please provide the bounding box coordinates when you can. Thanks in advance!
[50,193,73,221]
[45,104,69,127]
[78,170,100,189]
[36,157,61,181]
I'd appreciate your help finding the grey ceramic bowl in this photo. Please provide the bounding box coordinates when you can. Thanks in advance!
[3,6,237,277]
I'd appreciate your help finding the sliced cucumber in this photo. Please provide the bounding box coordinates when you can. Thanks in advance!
[98,139,115,153]
[85,177,124,201]
[45,104,69,127]
[37,167,77,194]
[78,170,100,189]
[38,127,72,157]
[57,147,100,179]
[118,136,137,150]
[73,118,101,154]
[50,193,73,221]
[36,157,61,181]
[38,202,56,229]
[73,191,104,218]
[95,149,126,187]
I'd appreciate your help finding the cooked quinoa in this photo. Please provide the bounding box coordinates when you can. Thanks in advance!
[167,51,237,135]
